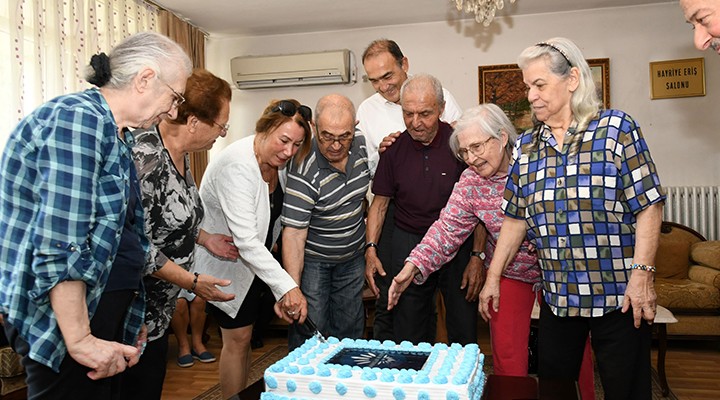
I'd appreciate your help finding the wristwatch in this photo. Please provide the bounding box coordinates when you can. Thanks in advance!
[365,242,378,250]
[470,251,486,260]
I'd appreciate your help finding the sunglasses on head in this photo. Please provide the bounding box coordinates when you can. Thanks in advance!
[271,100,312,122]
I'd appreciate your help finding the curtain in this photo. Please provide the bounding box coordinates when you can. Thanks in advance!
[0,0,160,151]
[158,10,208,187]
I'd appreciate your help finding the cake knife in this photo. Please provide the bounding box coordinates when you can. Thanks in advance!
[300,316,327,343]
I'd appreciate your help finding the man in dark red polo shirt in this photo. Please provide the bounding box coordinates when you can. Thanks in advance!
[365,74,475,344]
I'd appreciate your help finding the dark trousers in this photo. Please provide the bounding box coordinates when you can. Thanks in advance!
[379,225,439,343]
[5,289,136,400]
[373,202,478,344]
[538,301,652,400]
[372,201,397,341]
[118,333,169,400]
[437,234,478,345]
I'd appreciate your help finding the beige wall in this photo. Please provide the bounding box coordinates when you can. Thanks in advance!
[205,2,720,186]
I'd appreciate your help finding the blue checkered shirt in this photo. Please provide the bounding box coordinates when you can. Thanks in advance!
[0,89,148,371]
[503,109,665,317]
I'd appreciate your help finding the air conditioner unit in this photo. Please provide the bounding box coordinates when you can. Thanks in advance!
[231,49,355,90]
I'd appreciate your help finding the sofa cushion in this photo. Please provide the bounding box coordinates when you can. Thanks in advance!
[655,278,720,310]
[691,241,720,271]
[655,235,691,279]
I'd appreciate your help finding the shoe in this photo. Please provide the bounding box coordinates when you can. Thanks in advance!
[191,349,216,363]
[177,354,194,368]
[251,336,264,350]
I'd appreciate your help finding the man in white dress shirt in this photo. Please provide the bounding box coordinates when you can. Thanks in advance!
[357,39,463,173]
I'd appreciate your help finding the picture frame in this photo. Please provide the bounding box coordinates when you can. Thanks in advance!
[478,58,610,132]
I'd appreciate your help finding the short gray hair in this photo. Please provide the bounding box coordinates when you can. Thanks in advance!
[450,104,517,159]
[517,37,600,131]
[87,32,192,90]
[315,94,356,130]
[400,73,445,107]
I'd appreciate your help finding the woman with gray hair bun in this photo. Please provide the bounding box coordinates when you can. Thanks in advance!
[481,37,664,399]
[0,31,191,399]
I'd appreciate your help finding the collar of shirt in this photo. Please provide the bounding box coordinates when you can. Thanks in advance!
[409,120,451,151]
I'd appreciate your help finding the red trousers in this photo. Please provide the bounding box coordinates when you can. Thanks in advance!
[489,277,595,400]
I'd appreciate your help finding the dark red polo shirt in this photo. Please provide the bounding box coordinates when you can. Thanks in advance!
[372,121,466,234]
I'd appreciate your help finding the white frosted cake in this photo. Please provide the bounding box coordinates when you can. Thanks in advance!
[261,336,485,400]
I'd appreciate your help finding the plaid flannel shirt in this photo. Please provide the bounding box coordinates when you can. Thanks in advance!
[0,89,147,371]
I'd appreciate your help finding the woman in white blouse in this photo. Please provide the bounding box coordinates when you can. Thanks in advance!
[194,99,313,398]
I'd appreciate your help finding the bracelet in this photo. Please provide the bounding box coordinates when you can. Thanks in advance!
[189,272,200,293]
[365,242,378,251]
[630,263,656,273]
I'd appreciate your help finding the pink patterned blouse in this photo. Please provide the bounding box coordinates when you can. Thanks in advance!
[407,168,540,284]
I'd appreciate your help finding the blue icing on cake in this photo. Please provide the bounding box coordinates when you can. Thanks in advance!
[363,386,377,398]
[263,336,485,399]
[317,365,331,377]
[380,371,395,382]
[265,374,278,389]
[309,381,322,394]
[300,366,314,375]
[397,373,413,384]
[360,368,377,381]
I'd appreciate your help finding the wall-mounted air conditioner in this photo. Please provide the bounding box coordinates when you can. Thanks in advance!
[230,49,356,90]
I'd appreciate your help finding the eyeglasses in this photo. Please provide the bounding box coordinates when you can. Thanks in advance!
[212,121,230,134]
[318,133,353,145]
[162,81,186,108]
[456,136,496,160]
[536,42,573,67]
[271,100,312,122]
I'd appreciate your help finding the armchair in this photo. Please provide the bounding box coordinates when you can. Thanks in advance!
[654,221,720,339]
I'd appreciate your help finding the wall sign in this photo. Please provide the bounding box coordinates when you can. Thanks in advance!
[649,58,705,99]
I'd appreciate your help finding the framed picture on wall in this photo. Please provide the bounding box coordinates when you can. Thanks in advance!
[478,58,610,132]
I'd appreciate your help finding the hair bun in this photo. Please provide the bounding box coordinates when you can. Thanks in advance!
[87,53,112,87]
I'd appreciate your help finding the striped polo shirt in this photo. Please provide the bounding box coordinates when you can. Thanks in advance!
[281,135,371,262]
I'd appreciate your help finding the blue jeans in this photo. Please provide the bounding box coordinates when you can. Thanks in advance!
[288,254,365,350]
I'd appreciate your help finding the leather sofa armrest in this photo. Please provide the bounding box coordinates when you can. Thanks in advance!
[688,264,720,290]
[690,241,720,271]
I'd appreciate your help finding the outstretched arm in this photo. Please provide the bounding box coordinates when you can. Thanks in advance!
[478,217,526,321]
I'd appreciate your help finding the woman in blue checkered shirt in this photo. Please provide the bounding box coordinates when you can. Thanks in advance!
[480,37,665,400]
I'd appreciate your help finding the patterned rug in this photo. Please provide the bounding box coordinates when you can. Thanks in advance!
[193,345,677,399]
[192,345,289,400]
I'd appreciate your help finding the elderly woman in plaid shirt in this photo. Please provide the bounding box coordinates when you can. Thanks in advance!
[480,37,665,400]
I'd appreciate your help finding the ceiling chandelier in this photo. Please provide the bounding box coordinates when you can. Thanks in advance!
[452,0,516,26]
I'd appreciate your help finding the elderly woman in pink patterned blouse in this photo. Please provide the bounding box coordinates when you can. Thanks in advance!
[388,104,594,395]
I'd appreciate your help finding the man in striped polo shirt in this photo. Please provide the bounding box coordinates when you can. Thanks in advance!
[281,94,372,350]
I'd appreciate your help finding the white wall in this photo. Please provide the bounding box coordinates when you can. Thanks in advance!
[205,3,720,187]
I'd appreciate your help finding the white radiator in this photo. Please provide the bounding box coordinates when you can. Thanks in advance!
[662,186,719,241]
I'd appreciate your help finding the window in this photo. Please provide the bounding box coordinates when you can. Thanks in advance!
[0,0,159,150]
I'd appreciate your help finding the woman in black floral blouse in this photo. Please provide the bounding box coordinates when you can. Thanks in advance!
[122,69,239,399]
